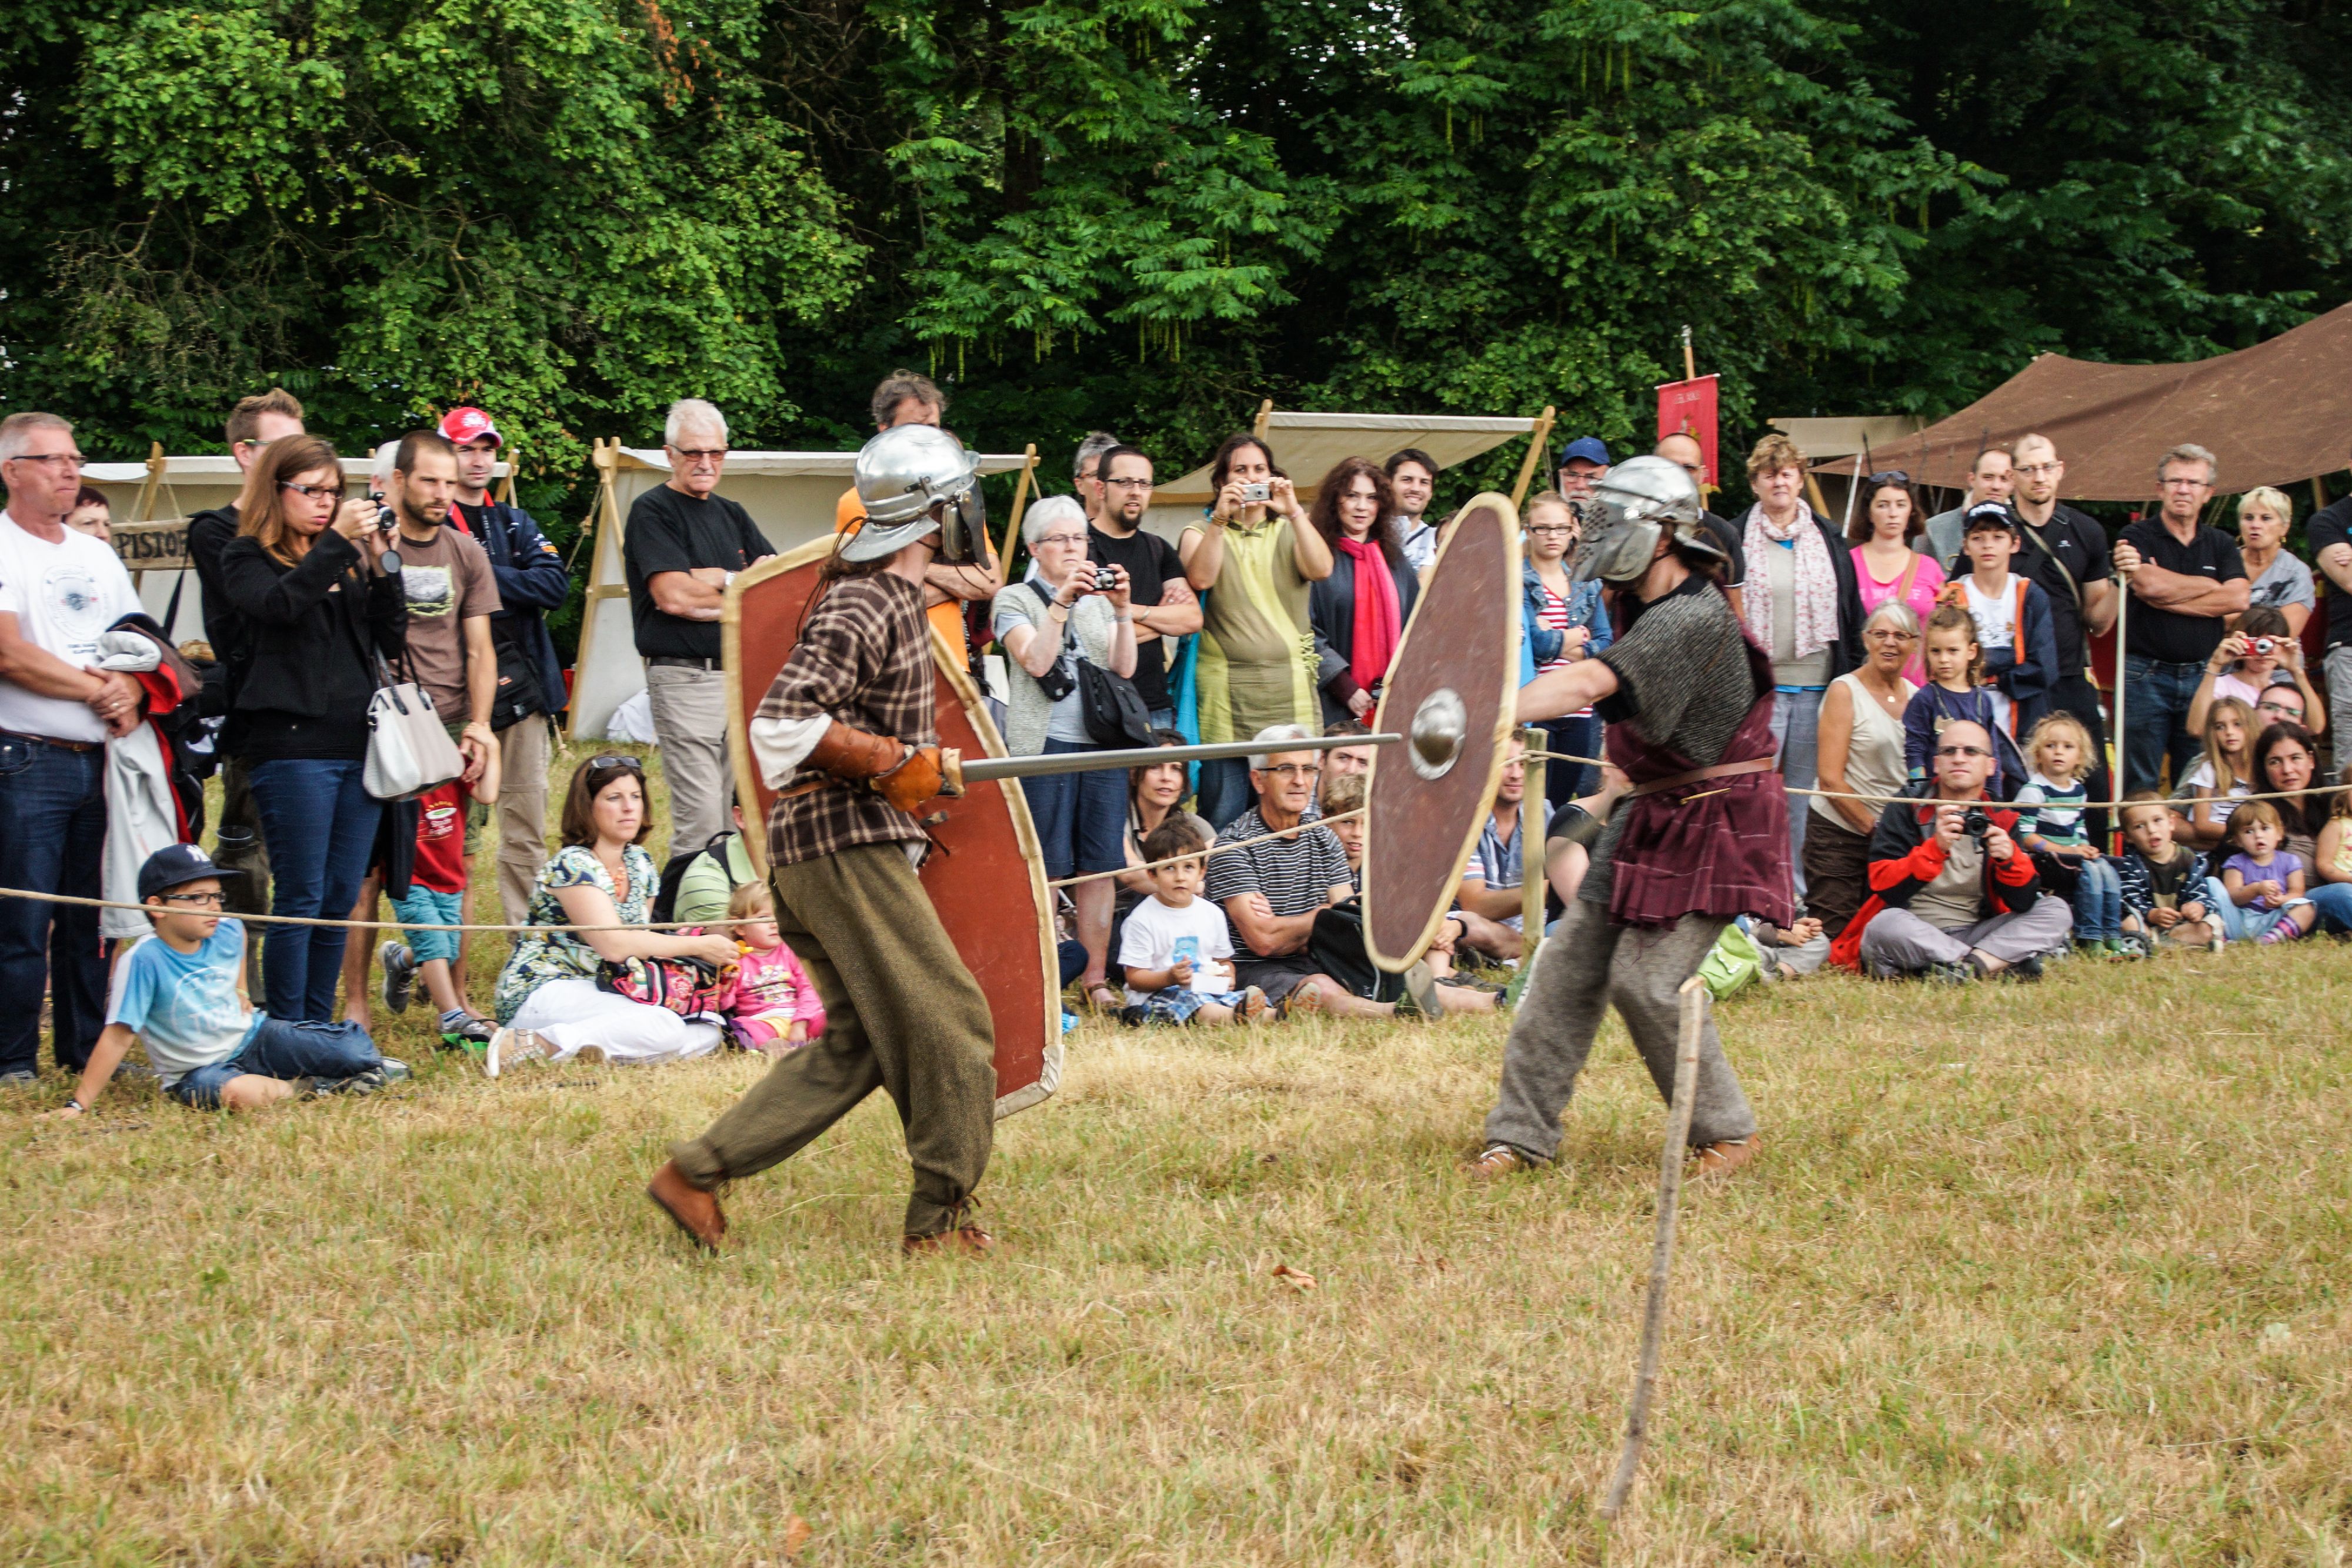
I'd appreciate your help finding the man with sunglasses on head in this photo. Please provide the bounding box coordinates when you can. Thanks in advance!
[623,398,775,852]
[1829,719,2071,981]
[0,412,150,1083]
[2006,435,2117,828]
[647,422,999,1259]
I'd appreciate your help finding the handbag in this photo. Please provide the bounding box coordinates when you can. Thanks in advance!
[598,936,737,1018]
[487,619,548,731]
[1022,583,1153,745]
[363,651,467,802]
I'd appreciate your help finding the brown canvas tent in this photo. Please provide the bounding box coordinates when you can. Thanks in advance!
[1814,301,2352,499]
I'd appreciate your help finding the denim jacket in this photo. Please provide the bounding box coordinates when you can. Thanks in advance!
[1518,562,1613,686]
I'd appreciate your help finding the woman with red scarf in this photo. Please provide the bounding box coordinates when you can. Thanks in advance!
[1307,457,1420,726]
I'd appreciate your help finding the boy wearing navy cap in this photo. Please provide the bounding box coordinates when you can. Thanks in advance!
[46,845,402,1117]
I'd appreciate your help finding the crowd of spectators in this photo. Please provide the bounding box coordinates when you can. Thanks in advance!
[11,378,2352,1115]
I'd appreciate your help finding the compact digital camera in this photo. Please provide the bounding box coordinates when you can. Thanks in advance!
[2251,636,2277,655]
[1236,482,1272,505]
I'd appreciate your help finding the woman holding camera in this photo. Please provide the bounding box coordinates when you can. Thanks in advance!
[2186,605,2323,740]
[219,435,408,1023]
[1177,433,1335,827]
[993,495,1138,1009]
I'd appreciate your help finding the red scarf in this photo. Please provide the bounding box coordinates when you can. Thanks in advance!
[1337,537,1401,691]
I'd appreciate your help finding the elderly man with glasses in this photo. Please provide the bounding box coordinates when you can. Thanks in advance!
[622,398,776,850]
[0,411,151,1083]
[1830,720,2072,981]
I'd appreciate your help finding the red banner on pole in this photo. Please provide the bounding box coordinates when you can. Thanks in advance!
[1655,375,1720,489]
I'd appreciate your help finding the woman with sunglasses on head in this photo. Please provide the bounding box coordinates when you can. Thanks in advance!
[486,754,740,1074]
[219,435,408,1023]
[1847,472,1941,688]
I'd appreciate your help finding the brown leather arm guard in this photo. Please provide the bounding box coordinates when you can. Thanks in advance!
[805,721,947,816]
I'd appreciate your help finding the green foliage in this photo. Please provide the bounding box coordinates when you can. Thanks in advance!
[4,0,2350,532]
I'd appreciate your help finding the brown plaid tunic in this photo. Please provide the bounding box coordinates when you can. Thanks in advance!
[758,572,938,868]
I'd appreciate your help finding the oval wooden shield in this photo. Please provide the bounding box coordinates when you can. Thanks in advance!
[1362,493,1523,972]
[723,543,1062,1117]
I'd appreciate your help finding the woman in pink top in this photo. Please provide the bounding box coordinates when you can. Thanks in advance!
[1847,470,1943,686]
[720,883,827,1053]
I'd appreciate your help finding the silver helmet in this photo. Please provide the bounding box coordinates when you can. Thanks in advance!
[1571,454,1722,584]
[845,425,984,562]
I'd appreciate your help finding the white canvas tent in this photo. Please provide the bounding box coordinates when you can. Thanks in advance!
[81,446,511,642]
[1137,402,1557,542]
[569,441,1037,740]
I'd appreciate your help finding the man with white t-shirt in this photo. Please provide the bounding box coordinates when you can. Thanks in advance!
[0,412,148,1082]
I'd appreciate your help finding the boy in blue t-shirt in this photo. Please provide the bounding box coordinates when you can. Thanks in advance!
[46,845,402,1116]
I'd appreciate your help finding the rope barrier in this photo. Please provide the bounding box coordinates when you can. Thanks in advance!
[0,886,755,935]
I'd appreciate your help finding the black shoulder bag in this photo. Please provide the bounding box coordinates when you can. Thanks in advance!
[1023,583,1153,746]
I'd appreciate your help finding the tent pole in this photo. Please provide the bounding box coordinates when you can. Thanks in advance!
[1510,406,1556,506]
[1803,471,1833,520]
[2315,476,2330,511]
[136,441,165,523]
[1000,443,1038,574]
[498,437,518,505]
[2112,572,2130,812]
[1252,399,1274,441]
[566,439,622,742]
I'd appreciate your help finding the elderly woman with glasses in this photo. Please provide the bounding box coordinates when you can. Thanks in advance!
[1803,602,1921,936]
[486,753,741,1075]
[992,495,1139,1009]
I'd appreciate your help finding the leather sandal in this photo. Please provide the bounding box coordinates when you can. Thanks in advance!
[1691,1135,1761,1179]
[903,1224,997,1258]
[1464,1143,1534,1180]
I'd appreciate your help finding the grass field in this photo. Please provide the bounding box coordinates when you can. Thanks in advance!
[6,743,2349,1564]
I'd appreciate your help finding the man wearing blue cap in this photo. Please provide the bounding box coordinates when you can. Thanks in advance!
[44,844,399,1117]
[1556,436,1612,506]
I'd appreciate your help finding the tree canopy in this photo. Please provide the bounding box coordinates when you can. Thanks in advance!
[5,0,2350,527]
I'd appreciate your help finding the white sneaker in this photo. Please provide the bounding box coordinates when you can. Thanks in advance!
[484,1028,549,1079]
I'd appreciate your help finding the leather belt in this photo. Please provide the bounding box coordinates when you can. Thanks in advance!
[1626,757,1775,798]
[648,656,720,670]
[0,728,102,753]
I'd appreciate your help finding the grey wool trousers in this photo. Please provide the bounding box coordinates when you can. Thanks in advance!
[671,841,997,1238]
[1483,897,1759,1163]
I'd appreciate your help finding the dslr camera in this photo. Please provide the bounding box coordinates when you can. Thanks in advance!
[1960,806,1991,843]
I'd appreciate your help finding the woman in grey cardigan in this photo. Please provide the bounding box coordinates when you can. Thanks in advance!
[992,495,1139,1009]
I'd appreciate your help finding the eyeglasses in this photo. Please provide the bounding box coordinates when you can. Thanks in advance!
[6,451,84,471]
[161,890,227,908]
[1101,476,1154,490]
[1259,763,1322,779]
[1865,470,1910,488]
[1863,628,1917,641]
[1934,745,1992,759]
[669,447,727,465]
[588,755,646,774]
[2257,698,2301,715]
[2160,476,2211,489]
[2013,462,2061,478]
[1035,532,1088,548]
[1527,524,1577,537]
[280,481,345,501]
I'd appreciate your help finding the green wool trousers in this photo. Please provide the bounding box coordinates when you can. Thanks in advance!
[670,840,997,1238]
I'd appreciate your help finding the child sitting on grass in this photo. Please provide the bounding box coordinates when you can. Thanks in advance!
[2213,800,2316,945]
[719,881,826,1055]
[1117,819,1269,1026]
[1904,605,2018,792]
[2013,713,2130,956]
[2117,792,2218,951]
[2182,696,2256,851]
[48,845,401,1117]
[378,779,498,1050]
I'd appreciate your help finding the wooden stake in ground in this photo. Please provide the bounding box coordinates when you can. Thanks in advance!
[2111,566,2131,813]
[1519,725,1547,969]
[1599,974,1707,1522]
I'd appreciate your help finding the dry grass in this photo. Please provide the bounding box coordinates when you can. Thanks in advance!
[5,744,2349,1564]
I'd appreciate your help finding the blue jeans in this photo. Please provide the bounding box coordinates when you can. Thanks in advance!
[1018,738,1129,880]
[1147,706,1176,733]
[1538,715,1599,805]
[1196,758,1254,832]
[1770,687,1824,898]
[249,758,384,1022]
[2203,876,2306,942]
[2070,856,2123,940]
[2122,657,2206,796]
[2304,881,2352,934]
[165,1016,382,1108]
[0,735,108,1074]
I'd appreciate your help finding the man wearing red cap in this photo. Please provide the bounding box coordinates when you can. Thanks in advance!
[436,407,573,924]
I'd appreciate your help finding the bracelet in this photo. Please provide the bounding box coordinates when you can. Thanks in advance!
[62,1098,84,1113]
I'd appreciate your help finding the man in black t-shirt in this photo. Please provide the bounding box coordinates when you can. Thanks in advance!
[2113,443,2247,793]
[2305,479,2352,745]
[2009,433,2116,825]
[622,398,775,849]
[1086,444,1199,726]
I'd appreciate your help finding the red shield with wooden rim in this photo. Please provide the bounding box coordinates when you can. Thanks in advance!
[723,542,1062,1117]
[1362,493,1524,971]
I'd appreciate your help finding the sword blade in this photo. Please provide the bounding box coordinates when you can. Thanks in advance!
[955,732,1402,786]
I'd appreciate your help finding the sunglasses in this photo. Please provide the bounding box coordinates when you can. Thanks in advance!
[588,755,646,774]
[1934,745,1991,759]
[1866,470,1911,488]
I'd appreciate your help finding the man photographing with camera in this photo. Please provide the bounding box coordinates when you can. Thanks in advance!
[1831,719,2071,981]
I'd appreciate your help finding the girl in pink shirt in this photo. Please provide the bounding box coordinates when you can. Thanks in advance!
[721,883,826,1053]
